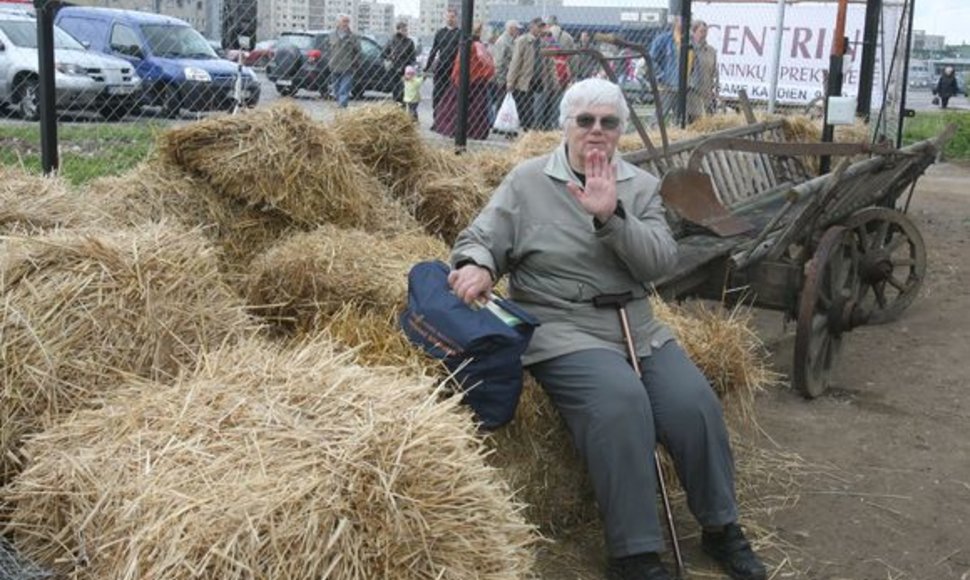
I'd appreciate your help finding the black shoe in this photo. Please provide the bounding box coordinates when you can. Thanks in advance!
[701,523,767,580]
[606,552,672,580]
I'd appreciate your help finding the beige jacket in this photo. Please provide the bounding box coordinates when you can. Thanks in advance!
[688,42,719,120]
[451,145,678,366]
[506,32,555,93]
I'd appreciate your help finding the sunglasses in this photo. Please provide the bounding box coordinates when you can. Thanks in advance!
[573,113,621,131]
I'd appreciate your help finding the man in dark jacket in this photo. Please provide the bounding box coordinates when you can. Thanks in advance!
[329,14,361,108]
[382,21,416,106]
[425,7,461,131]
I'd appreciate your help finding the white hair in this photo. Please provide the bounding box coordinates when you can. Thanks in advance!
[559,78,629,133]
[505,19,519,32]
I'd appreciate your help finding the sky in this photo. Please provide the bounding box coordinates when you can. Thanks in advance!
[912,0,970,45]
[394,0,968,45]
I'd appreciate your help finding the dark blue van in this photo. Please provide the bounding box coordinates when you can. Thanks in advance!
[55,7,260,117]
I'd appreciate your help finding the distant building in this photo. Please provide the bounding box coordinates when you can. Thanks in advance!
[418,0,503,40]
[913,30,946,52]
[356,0,394,36]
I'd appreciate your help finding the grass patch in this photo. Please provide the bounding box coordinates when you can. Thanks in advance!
[0,122,160,185]
[902,109,970,160]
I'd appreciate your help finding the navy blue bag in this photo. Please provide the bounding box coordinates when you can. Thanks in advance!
[399,260,540,430]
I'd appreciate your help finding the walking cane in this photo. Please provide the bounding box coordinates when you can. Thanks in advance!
[593,291,684,579]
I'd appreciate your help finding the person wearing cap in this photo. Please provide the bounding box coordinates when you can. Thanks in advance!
[506,17,556,131]
[447,78,767,580]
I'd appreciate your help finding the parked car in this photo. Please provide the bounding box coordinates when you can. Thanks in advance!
[55,7,260,117]
[0,12,141,120]
[267,30,394,98]
[245,39,276,68]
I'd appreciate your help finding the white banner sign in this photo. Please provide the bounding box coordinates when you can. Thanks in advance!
[692,2,904,106]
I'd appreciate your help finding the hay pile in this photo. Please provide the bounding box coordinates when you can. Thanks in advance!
[331,104,425,195]
[411,148,492,244]
[0,166,110,235]
[487,298,778,532]
[81,160,298,276]
[2,338,536,580]
[158,102,387,229]
[0,223,256,481]
[245,224,448,331]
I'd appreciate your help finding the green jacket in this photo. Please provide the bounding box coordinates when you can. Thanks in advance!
[451,144,678,366]
[329,30,361,73]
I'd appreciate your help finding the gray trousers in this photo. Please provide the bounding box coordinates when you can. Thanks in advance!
[528,343,738,557]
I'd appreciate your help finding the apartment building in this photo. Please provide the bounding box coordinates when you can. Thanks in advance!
[356,0,394,36]
[81,0,209,35]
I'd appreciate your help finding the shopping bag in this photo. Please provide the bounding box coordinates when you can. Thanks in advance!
[493,93,520,134]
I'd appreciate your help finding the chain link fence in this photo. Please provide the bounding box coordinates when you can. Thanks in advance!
[0,0,915,173]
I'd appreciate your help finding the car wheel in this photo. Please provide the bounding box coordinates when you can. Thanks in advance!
[351,84,365,100]
[275,83,296,97]
[100,105,128,121]
[17,77,40,121]
[161,85,181,118]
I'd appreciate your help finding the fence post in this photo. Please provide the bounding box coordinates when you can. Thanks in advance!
[856,0,882,119]
[33,0,58,175]
[454,0,474,152]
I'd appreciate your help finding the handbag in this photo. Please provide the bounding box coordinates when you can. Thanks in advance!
[493,93,520,134]
[400,261,539,430]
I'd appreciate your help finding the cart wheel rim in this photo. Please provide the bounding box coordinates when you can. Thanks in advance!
[793,225,860,398]
[844,207,927,325]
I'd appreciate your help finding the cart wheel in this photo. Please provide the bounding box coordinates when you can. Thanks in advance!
[793,226,866,398]
[843,207,927,325]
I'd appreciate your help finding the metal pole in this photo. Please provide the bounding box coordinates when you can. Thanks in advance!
[856,0,882,118]
[767,0,787,113]
[454,0,473,151]
[896,0,915,149]
[34,0,58,175]
[676,0,691,128]
[820,0,850,174]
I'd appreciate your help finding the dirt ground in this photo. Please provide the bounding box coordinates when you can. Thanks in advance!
[536,161,970,580]
[754,161,970,580]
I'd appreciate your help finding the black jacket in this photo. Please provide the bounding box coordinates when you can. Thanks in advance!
[382,32,416,74]
[934,72,962,98]
[426,26,461,76]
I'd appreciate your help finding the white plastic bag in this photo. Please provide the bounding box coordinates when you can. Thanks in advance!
[493,93,520,134]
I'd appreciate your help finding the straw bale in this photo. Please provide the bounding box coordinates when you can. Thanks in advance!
[509,131,562,159]
[466,149,518,190]
[81,160,299,276]
[246,225,448,330]
[412,149,492,245]
[413,174,491,245]
[331,104,425,194]
[650,297,779,423]
[157,102,386,229]
[3,338,536,580]
[0,166,110,235]
[0,223,256,481]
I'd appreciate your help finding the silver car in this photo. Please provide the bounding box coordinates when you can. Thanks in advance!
[0,12,142,120]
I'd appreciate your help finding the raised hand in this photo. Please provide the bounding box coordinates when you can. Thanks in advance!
[566,148,618,223]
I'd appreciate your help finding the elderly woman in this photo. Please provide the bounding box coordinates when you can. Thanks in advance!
[448,79,766,580]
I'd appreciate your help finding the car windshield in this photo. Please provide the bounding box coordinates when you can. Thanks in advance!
[278,34,313,50]
[141,24,216,58]
[0,20,86,50]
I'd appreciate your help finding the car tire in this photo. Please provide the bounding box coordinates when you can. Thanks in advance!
[161,85,181,118]
[351,84,365,100]
[275,83,296,97]
[17,77,40,122]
